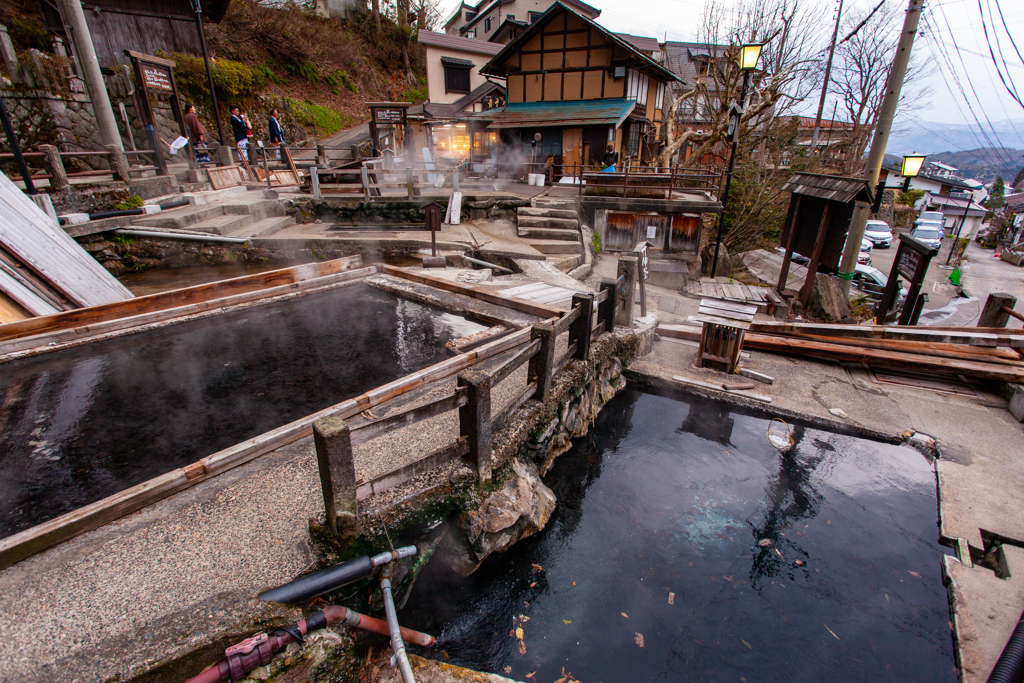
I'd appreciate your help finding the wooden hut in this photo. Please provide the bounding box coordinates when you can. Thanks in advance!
[777,173,873,306]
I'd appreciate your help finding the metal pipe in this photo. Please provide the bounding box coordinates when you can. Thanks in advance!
[464,255,514,274]
[987,607,1024,683]
[0,95,36,194]
[115,228,248,244]
[381,574,417,683]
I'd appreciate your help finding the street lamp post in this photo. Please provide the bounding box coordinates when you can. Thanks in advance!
[871,152,925,214]
[710,42,762,279]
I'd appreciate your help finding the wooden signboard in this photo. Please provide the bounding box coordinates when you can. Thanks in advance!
[876,233,938,326]
[123,50,195,174]
[142,65,173,92]
[366,102,411,156]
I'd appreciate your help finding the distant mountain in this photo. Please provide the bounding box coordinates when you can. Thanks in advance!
[927,148,1024,184]
[886,117,1024,157]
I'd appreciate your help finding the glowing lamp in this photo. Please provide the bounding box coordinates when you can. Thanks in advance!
[901,153,926,178]
[738,43,763,70]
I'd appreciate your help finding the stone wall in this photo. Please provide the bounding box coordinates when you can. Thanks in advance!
[76,232,274,276]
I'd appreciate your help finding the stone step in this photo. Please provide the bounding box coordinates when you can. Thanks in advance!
[528,239,584,255]
[223,214,294,238]
[531,198,579,210]
[517,216,579,230]
[518,227,581,241]
[549,254,583,273]
[517,206,578,219]
[135,204,225,229]
[187,213,252,235]
[224,199,287,220]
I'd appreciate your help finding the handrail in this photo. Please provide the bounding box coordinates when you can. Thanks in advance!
[488,338,541,386]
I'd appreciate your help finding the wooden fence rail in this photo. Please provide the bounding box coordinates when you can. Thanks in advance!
[314,282,621,537]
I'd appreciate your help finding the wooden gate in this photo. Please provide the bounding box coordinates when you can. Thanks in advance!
[562,127,583,175]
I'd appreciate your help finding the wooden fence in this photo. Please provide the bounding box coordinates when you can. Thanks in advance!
[1,146,159,188]
[314,284,618,535]
[580,164,722,199]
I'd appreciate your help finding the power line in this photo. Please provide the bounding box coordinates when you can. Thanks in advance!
[978,0,1024,109]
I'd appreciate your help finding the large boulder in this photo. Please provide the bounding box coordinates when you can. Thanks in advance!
[701,242,731,277]
[445,460,556,575]
[809,273,852,323]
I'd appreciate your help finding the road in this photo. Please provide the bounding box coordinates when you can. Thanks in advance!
[861,234,1024,326]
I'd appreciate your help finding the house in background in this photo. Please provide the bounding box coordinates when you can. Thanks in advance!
[443,0,601,41]
[660,41,727,165]
[919,192,987,237]
[474,1,677,171]
[879,162,975,196]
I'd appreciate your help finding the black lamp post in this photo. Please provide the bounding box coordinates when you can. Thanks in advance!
[873,152,925,214]
[710,42,763,278]
[191,0,224,145]
[0,96,36,194]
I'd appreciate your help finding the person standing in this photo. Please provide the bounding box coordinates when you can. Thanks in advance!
[229,105,250,162]
[268,108,284,161]
[601,143,619,173]
[182,103,209,163]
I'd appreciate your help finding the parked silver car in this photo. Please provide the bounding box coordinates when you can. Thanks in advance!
[910,225,943,250]
[864,220,893,248]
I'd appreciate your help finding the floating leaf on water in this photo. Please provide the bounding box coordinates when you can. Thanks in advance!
[635,633,645,648]
[794,560,805,567]
[758,539,773,548]
[563,619,572,624]
[518,639,527,655]
[723,575,733,581]
[885,593,890,603]
[515,626,524,640]
[741,638,752,650]
[529,582,537,588]
[503,665,512,674]
[826,520,832,526]
[621,612,629,618]
[825,624,841,640]
[519,615,530,622]
[525,671,536,680]
[668,592,675,605]
[531,563,544,572]
[775,548,784,559]
[573,581,576,586]
[908,571,922,579]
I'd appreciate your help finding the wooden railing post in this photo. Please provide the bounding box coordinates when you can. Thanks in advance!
[310,166,321,200]
[569,293,594,361]
[527,322,556,403]
[361,166,370,200]
[313,416,360,538]
[39,144,67,189]
[458,370,492,488]
[105,144,130,182]
[598,279,618,333]
[616,255,638,327]
[406,166,414,199]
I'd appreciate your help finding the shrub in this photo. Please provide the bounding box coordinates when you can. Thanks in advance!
[287,98,349,137]
[166,52,266,104]
[113,195,145,211]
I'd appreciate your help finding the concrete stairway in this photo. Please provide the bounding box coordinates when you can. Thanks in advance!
[516,197,584,272]
[133,195,294,240]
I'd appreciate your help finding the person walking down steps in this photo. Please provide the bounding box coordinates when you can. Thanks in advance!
[268,108,284,160]
[230,105,250,163]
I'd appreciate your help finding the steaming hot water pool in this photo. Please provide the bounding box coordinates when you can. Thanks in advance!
[401,386,956,682]
[0,285,486,538]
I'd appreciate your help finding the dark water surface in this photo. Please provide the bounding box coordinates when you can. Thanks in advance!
[402,386,955,683]
[0,285,484,538]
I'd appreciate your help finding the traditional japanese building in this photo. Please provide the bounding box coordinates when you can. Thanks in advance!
[470,2,678,174]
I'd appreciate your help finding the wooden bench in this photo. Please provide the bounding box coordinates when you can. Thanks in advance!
[696,298,757,373]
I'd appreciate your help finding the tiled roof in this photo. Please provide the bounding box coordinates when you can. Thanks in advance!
[782,172,872,203]
[615,33,661,54]
[472,98,636,128]
[662,41,726,86]
[416,30,505,55]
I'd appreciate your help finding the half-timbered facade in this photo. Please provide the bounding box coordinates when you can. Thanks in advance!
[474,2,678,171]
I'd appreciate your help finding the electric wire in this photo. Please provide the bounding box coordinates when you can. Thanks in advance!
[977,0,1024,109]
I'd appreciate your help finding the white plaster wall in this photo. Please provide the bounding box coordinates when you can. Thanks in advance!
[425,46,493,104]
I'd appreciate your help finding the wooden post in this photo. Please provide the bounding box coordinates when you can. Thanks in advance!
[361,166,370,201]
[598,279,618,333]
[616,255,638,327]
[978,293,1017,328]
[777,194,801,293]
[569,293,594,360]
[105,144,130,182]
[406,166,414,199]
[527,322,556,403]
[310,166,320,200]
[39,144,67,189]
[312,416,359,538]
[799,203,833,308]
[453,167,460,193]
[458,370,492,488]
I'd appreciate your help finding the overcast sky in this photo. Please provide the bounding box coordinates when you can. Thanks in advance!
[437,0,1024,146]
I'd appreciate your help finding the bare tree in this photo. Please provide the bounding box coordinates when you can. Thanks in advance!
[372,0,382,35]
[827,2,932,175]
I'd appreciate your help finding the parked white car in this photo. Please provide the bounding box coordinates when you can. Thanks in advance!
[864,220,893,248]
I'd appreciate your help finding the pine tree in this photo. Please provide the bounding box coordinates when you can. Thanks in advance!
[993,176,1005,196]
[1014,166,1024,190]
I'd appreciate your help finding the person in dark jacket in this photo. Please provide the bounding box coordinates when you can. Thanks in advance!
[268,108,284,160]
[601,143,618,172]
[229,105,249,162]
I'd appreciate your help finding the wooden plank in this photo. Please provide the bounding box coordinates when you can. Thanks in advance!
[671,374,772,403]
[772,332,1024,365]
[355,438,470,501]
[553,306,581,335]
[0,256,364,346]
[381,265,562,319]
[695,313,752,330]
[0,326,532,569]
[0,171,133,308]
[492,381,537,433]
[697,305,755,323]
[742,332,1024,383]
[489,339,540,386]
[750,322,1004,347]
[0,263,61,316]
[501,282,550,296]
[657,323,702,342]
[349,386,469,446]
[699,298,758,316]
[207,166,244,190]
[555,341,578,374]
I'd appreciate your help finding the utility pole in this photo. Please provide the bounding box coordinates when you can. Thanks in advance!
[57,0,122,150]
[810,0,843,151]
[838,0,923,296]
[191,0,224,145]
